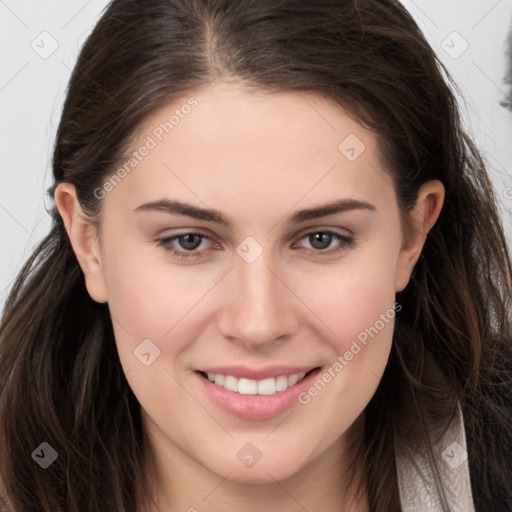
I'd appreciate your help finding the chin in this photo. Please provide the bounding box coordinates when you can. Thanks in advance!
[221,465,300,485]
[202,449,312,485]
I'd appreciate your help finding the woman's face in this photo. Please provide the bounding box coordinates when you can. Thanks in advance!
[57,81,441,487]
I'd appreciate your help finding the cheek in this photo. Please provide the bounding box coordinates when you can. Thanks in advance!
[104,261,166,338]
[100,236,223,383]
[304,240,400,353]
[293,236,400,421]
[101,228,187,333]
[308,268,396,394]
[294,276,397,456]
[98,235,179,367]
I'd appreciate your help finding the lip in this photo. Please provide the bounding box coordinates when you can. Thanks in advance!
[196,365,316,380]
[195,366,322,421]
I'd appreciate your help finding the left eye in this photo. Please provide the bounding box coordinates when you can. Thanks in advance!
[156,230,355,260]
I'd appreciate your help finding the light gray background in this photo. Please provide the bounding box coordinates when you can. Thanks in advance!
[1,0,511,312]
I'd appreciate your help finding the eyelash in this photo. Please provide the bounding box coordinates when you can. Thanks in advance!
[155,229,355,260]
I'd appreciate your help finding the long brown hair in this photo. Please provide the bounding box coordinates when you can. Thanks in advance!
[1,1,511,510]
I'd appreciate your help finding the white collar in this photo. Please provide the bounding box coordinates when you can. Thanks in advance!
[396,403,475,511]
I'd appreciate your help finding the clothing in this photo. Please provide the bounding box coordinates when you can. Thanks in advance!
[396,404,475,511]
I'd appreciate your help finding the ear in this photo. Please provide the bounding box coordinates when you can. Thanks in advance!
[395,180,445,292]
[54,183,109,303]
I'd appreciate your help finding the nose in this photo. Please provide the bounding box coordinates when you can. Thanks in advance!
[216,247,301,350]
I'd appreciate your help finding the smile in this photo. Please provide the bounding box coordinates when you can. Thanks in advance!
[195,366,322,420]
[200,371,310,395]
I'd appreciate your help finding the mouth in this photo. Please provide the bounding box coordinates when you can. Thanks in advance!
[197,368,319,396]
[194,366,323,420]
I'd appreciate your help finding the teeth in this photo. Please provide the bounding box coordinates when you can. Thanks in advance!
[205,371,309,395]
[288,374,299,386]
[257,377,276,395]
[214,374,225,386]
[275,375,288,391]
[224,375,238,392]
[239,378,258,395]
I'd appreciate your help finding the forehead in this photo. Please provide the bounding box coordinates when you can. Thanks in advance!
[105,82,394,219]
[134,82,374,161]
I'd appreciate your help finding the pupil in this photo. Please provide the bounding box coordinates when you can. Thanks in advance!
[311,233,331,250]
[180,234,201,250]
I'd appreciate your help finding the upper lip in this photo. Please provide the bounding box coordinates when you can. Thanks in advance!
[196,365,319,380]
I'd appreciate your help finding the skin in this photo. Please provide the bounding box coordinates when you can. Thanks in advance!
[55,81,444,511]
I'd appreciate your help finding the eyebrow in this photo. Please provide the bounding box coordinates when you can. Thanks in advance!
[133,198,376,228]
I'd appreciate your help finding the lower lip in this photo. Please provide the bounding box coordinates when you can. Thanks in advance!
[195,368,322,421]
